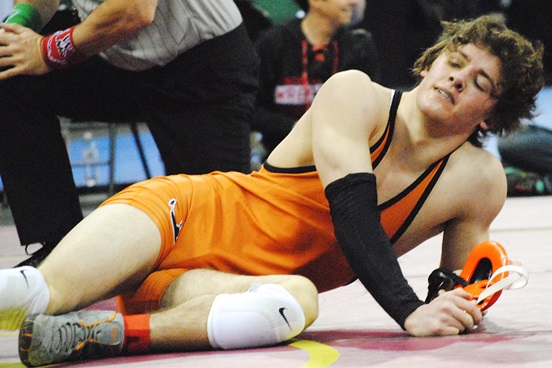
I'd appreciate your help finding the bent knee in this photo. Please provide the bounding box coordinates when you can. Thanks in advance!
[280,276,319,328]
[207,283,307,349]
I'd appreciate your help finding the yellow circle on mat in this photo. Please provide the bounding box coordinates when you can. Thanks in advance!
[0,363,25,368]
[290,340,340,367]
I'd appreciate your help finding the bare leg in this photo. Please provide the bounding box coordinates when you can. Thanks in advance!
[149,269,319,351]
[39,204,161,314]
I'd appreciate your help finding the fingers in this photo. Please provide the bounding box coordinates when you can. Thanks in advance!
[0,22,27,34]
[404,303,465,337]
[437,289,483,330]
[450,288,483,321]
[0,64,19,80]
[0,27,49,80]
[448,303,478,331]
[405,287,486,337]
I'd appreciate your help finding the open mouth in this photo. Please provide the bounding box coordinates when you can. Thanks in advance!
[436,88,454,104]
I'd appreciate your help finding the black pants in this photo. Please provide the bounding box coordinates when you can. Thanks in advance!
[0,24,259,246]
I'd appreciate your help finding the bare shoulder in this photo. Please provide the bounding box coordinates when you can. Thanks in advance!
[446,142,507,214]
[269,71,391,172]
[306,70,393,182]
[455,143,505,184]
[312,70,391,132]
[319,70,387,103]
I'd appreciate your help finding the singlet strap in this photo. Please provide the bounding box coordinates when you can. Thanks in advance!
[370,90,402,169]
[379,154,451,244]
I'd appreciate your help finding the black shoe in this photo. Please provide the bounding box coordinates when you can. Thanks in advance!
[15,243,55,268]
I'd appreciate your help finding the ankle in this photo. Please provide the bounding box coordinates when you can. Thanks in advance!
[123,314,151,354]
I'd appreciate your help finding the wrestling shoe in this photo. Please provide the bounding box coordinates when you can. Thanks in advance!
[425,241,528,310]
[19,311,124,367]
[0,267,50,331]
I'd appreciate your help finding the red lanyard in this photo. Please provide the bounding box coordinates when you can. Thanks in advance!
[301,39,339,110]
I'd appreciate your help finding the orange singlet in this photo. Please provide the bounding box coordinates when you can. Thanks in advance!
[103,91,450,314]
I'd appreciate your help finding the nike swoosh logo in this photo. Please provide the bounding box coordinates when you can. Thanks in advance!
[168,198,182,244]
[20,270,30,289]
[279,307,292,331]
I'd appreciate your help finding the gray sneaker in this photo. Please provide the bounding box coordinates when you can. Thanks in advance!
[19,311,124,367]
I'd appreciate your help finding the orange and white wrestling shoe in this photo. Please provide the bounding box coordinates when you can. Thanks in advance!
[426,241,528,310]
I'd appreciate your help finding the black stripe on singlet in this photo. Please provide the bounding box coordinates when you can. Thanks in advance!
[264,90,402,174]
[371,90,402,169]
[385,154,451,244]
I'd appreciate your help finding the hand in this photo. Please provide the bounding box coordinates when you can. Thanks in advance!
[0,23,49,80]
[403,288,483,336]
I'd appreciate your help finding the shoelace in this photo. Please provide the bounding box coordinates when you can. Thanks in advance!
[51,314,115,356]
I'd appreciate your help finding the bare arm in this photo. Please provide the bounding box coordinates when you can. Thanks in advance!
[440,148,507,271]
[71,0,158,56]
[404,147,507,335]
[0,0,157,79]
[310,70,382,186]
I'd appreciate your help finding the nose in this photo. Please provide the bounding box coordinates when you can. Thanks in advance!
[449,73,465,92]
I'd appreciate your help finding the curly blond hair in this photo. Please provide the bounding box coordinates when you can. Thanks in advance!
[412,16,544,147]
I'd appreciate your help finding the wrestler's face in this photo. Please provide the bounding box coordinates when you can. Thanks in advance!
[312,0,359,26]
[417,43,501,133]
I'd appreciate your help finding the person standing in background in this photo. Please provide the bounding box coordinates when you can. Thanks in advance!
[252,0,380,158]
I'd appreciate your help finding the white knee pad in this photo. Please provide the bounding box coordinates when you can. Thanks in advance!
[207,283,306,350]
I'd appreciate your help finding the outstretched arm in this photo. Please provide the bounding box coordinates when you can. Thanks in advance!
[406,149,507,334]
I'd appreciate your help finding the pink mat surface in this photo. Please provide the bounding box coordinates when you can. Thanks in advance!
[1,196,551,367]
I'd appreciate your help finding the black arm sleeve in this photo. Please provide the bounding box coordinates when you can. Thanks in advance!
[325,173,425,328]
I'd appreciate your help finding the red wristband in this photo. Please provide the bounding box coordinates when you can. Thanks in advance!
[41,26,88,69]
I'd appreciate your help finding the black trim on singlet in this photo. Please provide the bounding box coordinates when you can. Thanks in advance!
[379,154,451,244]
[371,90,402,169]
[264,90,402,175]
[264,162,316,173]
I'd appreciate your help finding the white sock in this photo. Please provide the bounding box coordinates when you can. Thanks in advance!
[207,283,306,350]
[0,266,50,316]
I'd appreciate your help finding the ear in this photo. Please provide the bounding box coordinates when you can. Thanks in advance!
[480,121,490,130]
[420,69,428,78]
